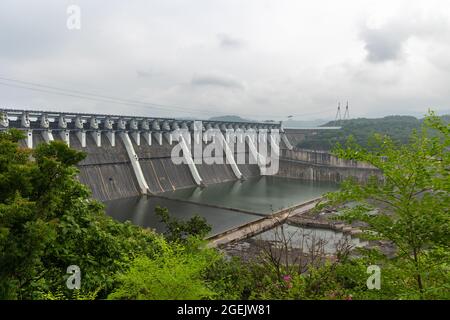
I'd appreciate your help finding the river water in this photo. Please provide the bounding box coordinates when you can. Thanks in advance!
[253,224,367,254]
[105,176,338,236]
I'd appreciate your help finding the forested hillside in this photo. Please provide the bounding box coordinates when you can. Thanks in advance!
[296,115,450,150]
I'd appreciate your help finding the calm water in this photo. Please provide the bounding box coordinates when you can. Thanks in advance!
[160,176,338,214]
[105,177,338,236]
[254,224,367,254]
[105,196,260,236]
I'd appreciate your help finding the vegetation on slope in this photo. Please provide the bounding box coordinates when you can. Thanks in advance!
[0,130,162,299]
[0,111,448,300]
[297,114,449,150]
[319,111,450,298]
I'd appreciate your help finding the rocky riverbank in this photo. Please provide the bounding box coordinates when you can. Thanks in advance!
[221,208,397,262]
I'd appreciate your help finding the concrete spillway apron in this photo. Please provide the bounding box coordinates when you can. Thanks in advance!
[178,134,204,186]
[246,135,270,175]
[270,134,280,158]
[120,132,150,194]
[218,132,243,180]
[207,197,322,248]
[281,133,294,150]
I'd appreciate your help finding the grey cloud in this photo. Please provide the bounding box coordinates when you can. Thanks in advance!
[217,33,244,49]
[191,74,244,89]
[1,1,450,121]
[359,14,450,63]
[136,70,161,78]
[359,22,410,63]
[0,1,68,60]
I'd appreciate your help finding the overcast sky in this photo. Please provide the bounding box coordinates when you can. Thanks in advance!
[1,0,450,120]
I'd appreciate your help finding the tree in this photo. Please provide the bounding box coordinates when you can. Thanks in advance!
[0,130,160,299]
[296,115,444,151]
[155,206,211,243]
[319,111,450,299]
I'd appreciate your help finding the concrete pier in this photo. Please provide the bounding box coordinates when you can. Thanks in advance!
[207,198,322,247]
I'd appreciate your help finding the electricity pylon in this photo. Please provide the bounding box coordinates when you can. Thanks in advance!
[335,102,342,123]
[343,101,350,120]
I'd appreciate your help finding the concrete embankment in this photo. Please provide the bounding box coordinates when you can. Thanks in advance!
[288,214,363,236]
[277,148,381,183]
[133,139,196,194]
[77,137,263,201]
[24,128,380,202]
[25,131,264,201]
[71,134,141,201]
[207,198,322,247]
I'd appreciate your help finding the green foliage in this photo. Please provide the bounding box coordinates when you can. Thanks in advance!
[108,238,219,300]
[297,114,448,151]
[205,256,260,300]
[0,131,161,299]
[2,112,448,301]
[319,111,450,299]
[155,206,211,242]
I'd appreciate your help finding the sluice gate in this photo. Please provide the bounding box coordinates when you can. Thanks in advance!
[1,109,289,201]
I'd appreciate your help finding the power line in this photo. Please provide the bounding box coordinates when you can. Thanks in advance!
[0,76,220,112]
[0,76,216,115]
[0,75,336,119]
[0,81,173,112]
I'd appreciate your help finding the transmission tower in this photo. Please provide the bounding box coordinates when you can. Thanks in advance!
[335,102,342,123]
[343,101,350,120]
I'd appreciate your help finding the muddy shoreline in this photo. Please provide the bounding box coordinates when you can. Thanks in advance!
[220,209,397,262]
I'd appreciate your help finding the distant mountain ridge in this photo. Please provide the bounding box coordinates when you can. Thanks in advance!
[208,115,329,126]
[208,115,253,122]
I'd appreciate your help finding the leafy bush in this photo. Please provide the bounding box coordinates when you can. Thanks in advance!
[0,130,161,299]
[108,238,219,300]
[155,206,211,242]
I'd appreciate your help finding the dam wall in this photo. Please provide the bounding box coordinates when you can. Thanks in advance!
[1,109,384,202]
[277,159,380,183]
[3,109,284,201]
[70,133,141,201]
[281,148,376,169]
[132,139,196,194]
[235,141,260,178]
[192,141,237,185]
[278,148,380,183]
[23,130,266,200]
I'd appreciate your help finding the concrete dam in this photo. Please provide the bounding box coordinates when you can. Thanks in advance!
[1,109,288,201]
[1,109,378,236]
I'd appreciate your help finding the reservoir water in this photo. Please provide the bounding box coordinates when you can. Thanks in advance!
[105,176,338,236]
[159,176,337,214]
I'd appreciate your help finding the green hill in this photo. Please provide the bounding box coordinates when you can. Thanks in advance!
[296,115,448,150]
